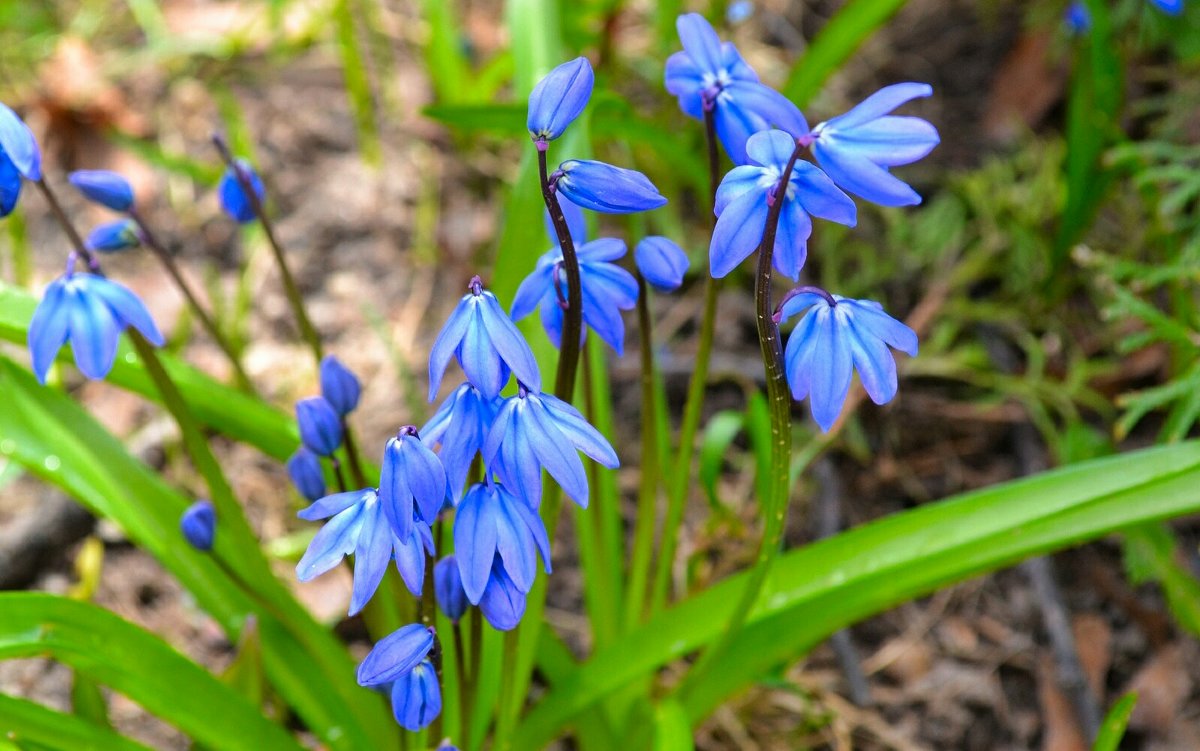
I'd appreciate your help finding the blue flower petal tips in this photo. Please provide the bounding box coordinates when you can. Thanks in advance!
[295,397,342,456]
[218,159,266,223]
[319,355,362,416]
[527,57,594,146]
[181,500,216,551]
[552,160,667,214]
[0,103,41,181]
[68,170,135,212]
[86,219,141,253]
[635,236,689,292]
[356,623,436,686]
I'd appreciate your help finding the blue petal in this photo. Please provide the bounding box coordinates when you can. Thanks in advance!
[356,623,435,687]
[391,662,441,731]
[68,170,135,212]
[404,435,449,524]
[663,51,705,121]
[790,161,858,226]
[812,140,922,207]
[538,291,567,350]
[576,237,626,264]
[380,437,415,539]
[827,116,940,167]
[0,103,40,180]
[714,166,770,216]
[287,448,327,502]
[745,129,798,170]
[392,524,428,597]
[505,483,553,572]
[296,502,364,582]
[845,312,899,405]
[319,355,362,416]
[350,499,392,615]
[1150,0,1184,14]
[676,13,723,74]
[428,295,472,400]
[479,559,527,631]
[493,491,537,591]
[783,305,825,402]
[457,301,506,398]
[89,276,164,346]
[66,281,121,380]
[453,485,498,603]
[556,160,667,214]
[435,555,469,622]
[0,154,22,217]
[635,236,689,292]
[822,83,933,131]
[724,81,808,139]
[295,397,342,456]
[709,189,768,278]
[298,488,370,521]
[180,500,216,551]
[809,306,853,432]
[28,277,71,383]
[771,199,812,281]
[527,398,590,507]
[512,259,556,322]
[478,291,541,392]
[845,299,918,356]
[86,219,141,253]
[486,398,545,508]
[778,291,829,323]
[527,57,594,141]
[218,160,265,224]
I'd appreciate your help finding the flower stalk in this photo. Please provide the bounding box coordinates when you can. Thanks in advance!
[537,147,585,400]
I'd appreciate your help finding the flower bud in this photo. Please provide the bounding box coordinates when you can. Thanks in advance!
[218,159,266,224]
[68,170,135,212]
[527,57,594,145]
[554,160,667,214]
[295,397,342,456]
[0,103,41,180]
[434,555,468,623]
[479,560,526,631]
[390,660,442,731]
[356,623,435,687]
[635,236,689,292]
[319,355,361,416]
[286,447,326,502]
[86,219,141,253]
[181,500,216,551]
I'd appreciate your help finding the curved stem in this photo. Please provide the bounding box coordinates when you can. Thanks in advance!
[537,148,585,401]
[35,179,94,269]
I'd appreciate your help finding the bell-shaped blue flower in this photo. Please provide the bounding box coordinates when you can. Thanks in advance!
[319,355,361,416]
[711,130,856,280]
[391,660,442,731]
[357,623,436,687]
[527,57,594,145]
[295,397,342,456]
[296,488,434,614]
[421,383,499,501]
[68,170,135,212]
[429,276,541,400]
[479,556,527,631]
[453,482,551,603]
[1064,2,1091,33]
[180,500,216,551]
[0,154,20,218]
[1150,0,1183,14]
[434,555,469,623]
[0,103,41,181]
[218,159,266,223]
[28,267,164,383]
[777,289,918,432]
[810,83,940,208]
[635,236,689,292]
[380,427,448,538]
[287,447,327,502]
[86,219,141,253]
[483,388,619,509]
[552,160,666,214]
[664,14,807,165]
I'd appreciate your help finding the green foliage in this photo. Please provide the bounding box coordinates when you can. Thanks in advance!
[1093,693,1137,751]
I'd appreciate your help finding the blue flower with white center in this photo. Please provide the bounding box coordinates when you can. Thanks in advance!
[551,160,667,214]
[527,57,594,146]
[635,236,689,292]
[86,219,141,253]
[28,263,164,383]
[295,397,342,456]
[711,130,856,280]
[319,355,362,416]
[434,555,469,623]
[68,170,135,212]
[483,387,619,509]
[0,103,41,217]
[453,482,552,603]
[810,83,940,208]
[429,276,541,401]
[512,199,639,355]
[776,288,918,432]
[180,500,216,551]
[296,488,435,614]
[218,159,266,224]
[379,427,448,538]
[664,13,807,165]
[390,660,442,731]
[421,383,500,501]
[357,623,436,687]
[287,447,326,502]
[479,555,527,631]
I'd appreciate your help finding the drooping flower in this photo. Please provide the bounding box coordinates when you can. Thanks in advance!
[776,289,918,432]
[287,447,327,502]
[664,13,807,165]
[810,83,940,208]
[453,482,551,603]
[428,276,541,401]
[86,219,141,253]
[635,236,689,292]
[295,397,342,456]
[68,170,135,212]
[551,160,667,214]
[483,388,619,509]
[356,623,436,687]
[711,129,856,280]
[0,103,41,181]
[319,355,361,416]
[390,660,442,731]
[434,555,469,623]
[527,57,594,146]
[218,159,266,224]
[421,383,500,501]
[379,427,448,538]
[478,556,527,631]
[296,488,434,614]
[180,500,216,551]
[28,265,164,383]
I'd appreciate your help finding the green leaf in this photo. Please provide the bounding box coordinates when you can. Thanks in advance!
[1093,693,1137,751]
[514,442,1200,745]
[422,103,526,133]
[0,693,153,751]
[652,699,693,751]
[1123,524,1200,638]
[0,594,302,750]
[421,0,473,105]
[70,672,110,731]
[698,410,744,510]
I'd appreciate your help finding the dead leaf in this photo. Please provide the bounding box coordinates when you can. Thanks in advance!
[1125,643,1193,734]
[1071,614,1112,698]
[1037,654,1088,751]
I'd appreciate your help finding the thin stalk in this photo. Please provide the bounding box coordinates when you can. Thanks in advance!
[35,179,92,267]
[677,140,802,700]
[331,457,348,493]
[130,210,255,394]
[537,147,584,400]
[649,108,723,614]
[580,347,620,646]
[623,274,660,629]
[453,621,471,749]
[341,419,369,487]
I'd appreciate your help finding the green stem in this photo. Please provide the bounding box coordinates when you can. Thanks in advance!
[453,621,471,749]
[35,179,93,268]
[624,274,661,629]
[341,418,369,487]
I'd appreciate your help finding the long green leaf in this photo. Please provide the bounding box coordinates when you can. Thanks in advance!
[0,693,153,751]
[514,442,1200,746]
[1093,693,1137,751]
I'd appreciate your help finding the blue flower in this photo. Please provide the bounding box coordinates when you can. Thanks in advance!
[296,488,435,614]
[180,500,216,551]
[295,397,342,456]
[68,170,135,212]
[434,555,469,623]
[1064,2,1091,32]
[552,160,667,214]
[777,290,918,432]
[28,268,164,383]
[218,159,266,224]
[810,83,940,208]
[664,13,807,165]
[356,623,436,687]
[421,383,500,501]
[429,276,541,400]
[379,427,448,538]
[483,388,619,508]
[479,556,527,631]
[1150,0,1183,14]
[0,103,41,181]
[287,447,326,502]
[453,482,551,603]
[0,154,20,218]
[527,57,594,145]
[86,219,141,253]
[319,355,361,416]
[635,236,689,292]
[390,660,442,731]
[711,130,856,280]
